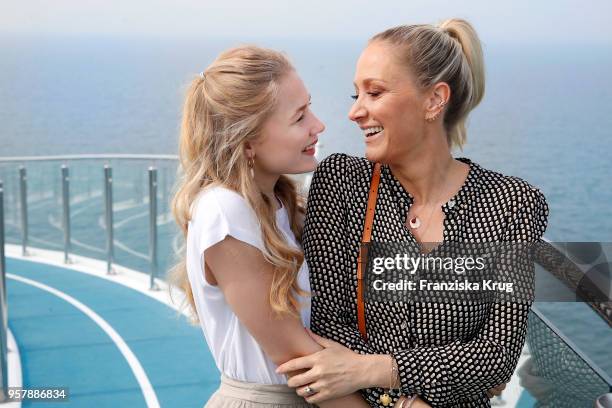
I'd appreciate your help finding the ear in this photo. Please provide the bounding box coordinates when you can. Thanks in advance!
[244,141,255,159]
[424,82,451,115]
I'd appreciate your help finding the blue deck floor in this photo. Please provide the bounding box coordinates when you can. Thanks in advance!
[6,257,220,407]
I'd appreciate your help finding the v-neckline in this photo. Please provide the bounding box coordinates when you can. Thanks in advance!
[382,157,477,250]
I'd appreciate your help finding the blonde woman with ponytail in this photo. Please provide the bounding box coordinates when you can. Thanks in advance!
[277,19,548,408]
[168,46,375,408]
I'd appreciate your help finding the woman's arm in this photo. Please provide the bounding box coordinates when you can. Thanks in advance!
[205,235,369,408]
[302,154,380,354]
[300,154,420,406]
[278,330,431,407]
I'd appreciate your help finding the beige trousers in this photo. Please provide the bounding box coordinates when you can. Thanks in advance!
[205,374,316,408]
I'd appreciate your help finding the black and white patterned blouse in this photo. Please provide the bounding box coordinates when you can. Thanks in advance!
[303,153,549,408]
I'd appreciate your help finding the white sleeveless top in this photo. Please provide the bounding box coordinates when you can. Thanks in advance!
[185,185,311,385]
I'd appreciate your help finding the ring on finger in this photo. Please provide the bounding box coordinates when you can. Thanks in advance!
[304,385,316,396]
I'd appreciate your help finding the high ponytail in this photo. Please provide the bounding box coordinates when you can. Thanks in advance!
[438,18,485,147]
[371,18,485,149]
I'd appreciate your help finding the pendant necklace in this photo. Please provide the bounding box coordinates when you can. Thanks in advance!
[408,192,442,232]
[407,180,453,237]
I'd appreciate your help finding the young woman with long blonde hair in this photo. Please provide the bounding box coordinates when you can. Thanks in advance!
[167,45,370,408]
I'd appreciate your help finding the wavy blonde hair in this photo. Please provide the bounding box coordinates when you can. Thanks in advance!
[371,18,485,149]
[168,45,307,325]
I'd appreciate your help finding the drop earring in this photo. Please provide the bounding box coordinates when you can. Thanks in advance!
[248,156,255,179]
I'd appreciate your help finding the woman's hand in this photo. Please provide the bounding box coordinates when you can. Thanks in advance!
[276,329,367,404]
[486,382,506,398]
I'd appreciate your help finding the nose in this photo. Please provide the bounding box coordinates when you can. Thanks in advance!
[348,97,366,122]
[312,113,326,135]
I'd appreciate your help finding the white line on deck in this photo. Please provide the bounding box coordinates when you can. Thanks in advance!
[6,273,161,408]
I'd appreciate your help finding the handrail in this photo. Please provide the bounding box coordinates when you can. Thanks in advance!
[536,239,612,326]
[0,154,178,162]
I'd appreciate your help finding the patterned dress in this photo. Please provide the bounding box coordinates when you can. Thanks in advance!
[303,153,549,407]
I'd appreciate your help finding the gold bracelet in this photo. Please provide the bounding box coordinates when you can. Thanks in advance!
[391,356,400,389]
[378,355,395,406]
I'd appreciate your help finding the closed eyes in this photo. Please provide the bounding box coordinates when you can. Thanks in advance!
[350,92,381,100]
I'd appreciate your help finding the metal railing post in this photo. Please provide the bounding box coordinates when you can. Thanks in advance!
[18,166,28,256]
[0,180,8,400]
[148,167,159,290]
[61,165,72,263]
[104,165,115,274]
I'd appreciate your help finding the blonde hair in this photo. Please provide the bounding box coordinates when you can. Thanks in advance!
[371,18,485,149]
[168,45,307,325]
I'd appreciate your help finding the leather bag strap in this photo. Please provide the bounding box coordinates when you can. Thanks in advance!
[356,162,381,341]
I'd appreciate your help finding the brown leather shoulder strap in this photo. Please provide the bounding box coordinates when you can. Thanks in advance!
[356,162,381,341]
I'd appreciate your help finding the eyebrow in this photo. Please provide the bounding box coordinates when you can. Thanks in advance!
[353,78,387,88]
[292,94,312,118]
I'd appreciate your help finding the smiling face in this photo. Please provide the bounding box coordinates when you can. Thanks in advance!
[348,41,430,164]
[252,69,325,175]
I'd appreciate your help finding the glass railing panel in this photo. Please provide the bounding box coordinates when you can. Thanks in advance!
[516,308,611,407]
[28,161,64,253]
[152,161,182,280]
[107,159,152,272]
[0,158,182,279]
[0,163,21,247]
[67,160,114,263]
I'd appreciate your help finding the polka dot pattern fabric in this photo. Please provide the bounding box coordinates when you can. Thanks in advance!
[303,154,549,407]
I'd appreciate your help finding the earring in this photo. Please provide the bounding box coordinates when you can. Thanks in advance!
[425,100,446,122]
[248,156,255,179]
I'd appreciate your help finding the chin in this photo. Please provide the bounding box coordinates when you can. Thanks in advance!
[365,147,385,163]
[286,160,318,175]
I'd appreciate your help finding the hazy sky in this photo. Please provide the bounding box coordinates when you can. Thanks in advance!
[2,0,611,45]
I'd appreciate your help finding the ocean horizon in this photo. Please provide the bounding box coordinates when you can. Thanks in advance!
[1,35,611,242]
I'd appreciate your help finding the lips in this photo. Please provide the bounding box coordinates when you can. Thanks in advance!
[302,139,317,152]
[363,126,384,137]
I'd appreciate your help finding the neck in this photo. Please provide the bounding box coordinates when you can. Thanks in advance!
[388,130,456,205]
[253,169,281,209]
